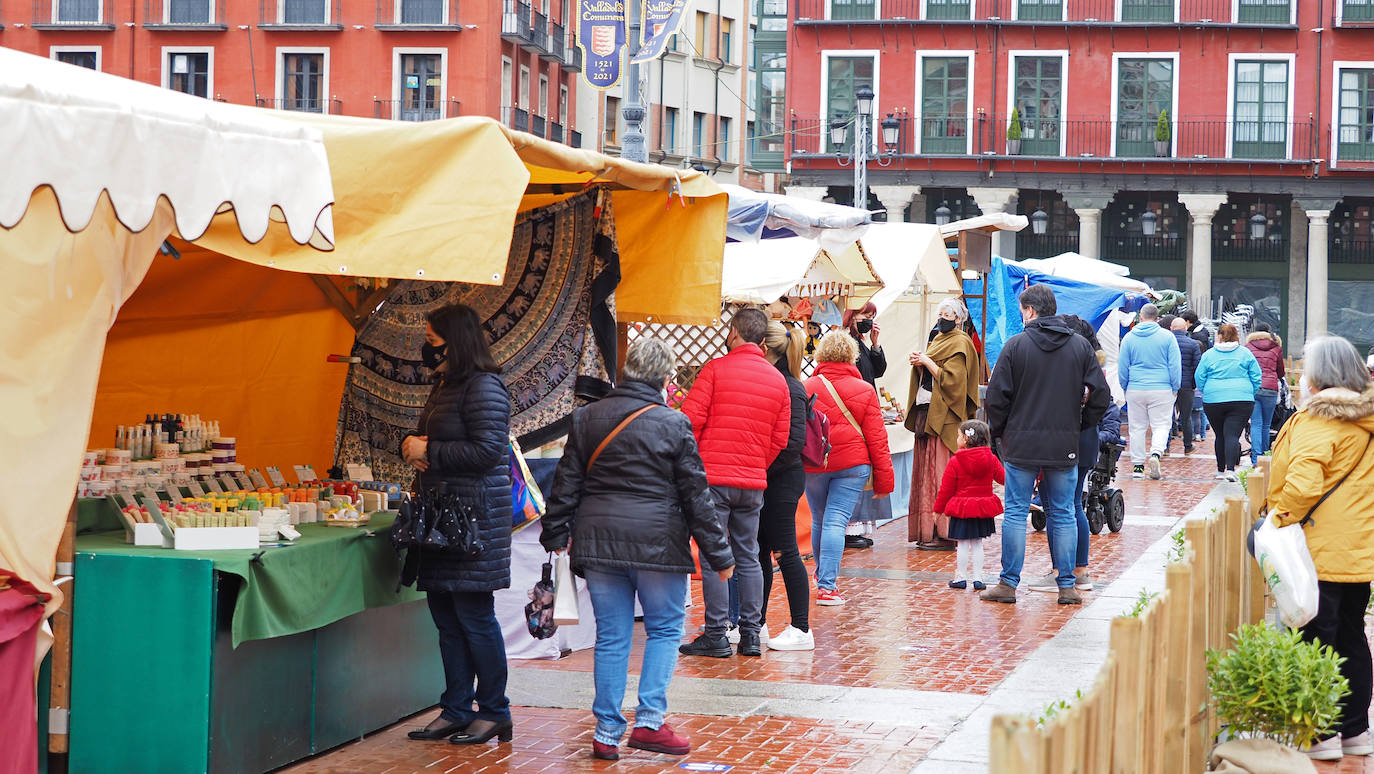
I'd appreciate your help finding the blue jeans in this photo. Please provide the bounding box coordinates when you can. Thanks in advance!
[1193,405,1209,437]
[425,590,511,724]
[1000,462,1079,589]
[804,465,871,591]
[1251,392,1278,464]
[584,567,688,746]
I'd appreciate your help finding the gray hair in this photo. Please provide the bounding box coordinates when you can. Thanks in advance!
[938,297,970,323]
[623,337,677,386]
[1304,336,1369,393]
[1139,303,1160,321]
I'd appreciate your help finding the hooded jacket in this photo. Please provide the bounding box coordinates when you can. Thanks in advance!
[1196,342,1262,405]
[933,445,1005,519]
[1267,385,1374,582]
[804,361,896,495]
[1245,332,1286,392]
[986,315,1112,469]
[1173,330,1202,391]
[1119,321,1182,393]
[681,343,791,490]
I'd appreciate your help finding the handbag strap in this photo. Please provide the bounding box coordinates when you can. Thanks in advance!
[1302,431,1374,526]
[586,405,654,474]
[819,376,863,437]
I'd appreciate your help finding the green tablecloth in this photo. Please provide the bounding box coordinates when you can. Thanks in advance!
[75,513,423,647]
[76,497,124,534]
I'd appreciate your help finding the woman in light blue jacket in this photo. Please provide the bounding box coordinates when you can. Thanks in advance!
[1195,324,1262,481]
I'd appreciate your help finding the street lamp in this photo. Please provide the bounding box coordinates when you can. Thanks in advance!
[1141,210,1159,237]
[829,118,848,149]
[855,85,875,118]
[881,114,901,152]
[1249,212,1268,240]
[832,85,896,213]
[934,204,952,226]
[1031,209,1049,236]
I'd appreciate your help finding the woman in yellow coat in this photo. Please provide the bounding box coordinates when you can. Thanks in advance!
[1265,335,1374,762]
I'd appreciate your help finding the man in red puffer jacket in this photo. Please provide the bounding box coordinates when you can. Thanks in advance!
[678,308,791,659]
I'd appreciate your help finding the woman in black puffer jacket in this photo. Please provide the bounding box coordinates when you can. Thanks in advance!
[541,337,734,762]
[401,303,514,747]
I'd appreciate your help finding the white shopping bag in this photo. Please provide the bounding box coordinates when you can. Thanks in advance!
[552,552,581,626]
[1252,514,1319,628]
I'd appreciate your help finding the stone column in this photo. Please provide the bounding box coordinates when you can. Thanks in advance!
[969,187,1019,261]
[1288,200,1308,349]
[1306,210,1331,338]
[1063,191,1113,260]
[870,185,919,223]
[1179,194,1229,317]
[784,185,828,202]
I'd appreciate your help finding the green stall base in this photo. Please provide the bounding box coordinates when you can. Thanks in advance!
[71,551,442,773]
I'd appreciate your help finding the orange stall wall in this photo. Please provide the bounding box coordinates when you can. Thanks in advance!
[89,249,356,474]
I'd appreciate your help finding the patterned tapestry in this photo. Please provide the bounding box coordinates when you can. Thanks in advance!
[334,189,621,485]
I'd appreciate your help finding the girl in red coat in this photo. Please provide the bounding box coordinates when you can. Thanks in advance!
[933,420,1004,590]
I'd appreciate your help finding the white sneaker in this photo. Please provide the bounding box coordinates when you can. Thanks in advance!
[1214,472,1227,480]
[1306,735,1343,761]
[725,624,740,645]
[1026,572,1059,593]
[1239,457,1254,469]
[1147,454,1162,480]
[1224,471,1239,483]
[766,625,815,651]
[760,625,769,646]
[1344,731,1373,756]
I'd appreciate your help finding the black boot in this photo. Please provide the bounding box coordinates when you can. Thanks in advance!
[737,630,761,657]
[678,632,733,658]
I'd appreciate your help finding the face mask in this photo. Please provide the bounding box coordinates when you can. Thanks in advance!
[421,342,447,369]
[937,318,958,334]
[855,319,874,334]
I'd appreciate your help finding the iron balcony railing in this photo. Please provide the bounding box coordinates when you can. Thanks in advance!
[1016,232,1080,259]
[1102,233,1186,262]
[373,98,460,121]
[1332,237,1374,264]
[794,0,1293,23]
[531,114,547,138]
[548,122,565,143]
[531,9,549,51]
[513,107,530,133]
[1213,236,1290,262]
[35,0,116,24]
[542,21,565,60]
[788,114,1319,162]
[256,97,343,114]
[563,38,583,70]
[501,0,533,41]
[569,129,583,147]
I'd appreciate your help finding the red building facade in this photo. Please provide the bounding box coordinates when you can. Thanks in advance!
[1,0,584,144]
[783,2,1374,350]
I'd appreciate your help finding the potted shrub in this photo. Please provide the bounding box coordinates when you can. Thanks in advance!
[1154,109,1171,157]
[1007,108,1023,155]
[1207,623,1348,765]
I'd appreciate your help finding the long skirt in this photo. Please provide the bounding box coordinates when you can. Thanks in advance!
[908,435,955,544]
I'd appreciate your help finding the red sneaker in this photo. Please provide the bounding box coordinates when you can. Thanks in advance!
[816,588,846,606]
[592,741,619,760]
[628,724,690,755]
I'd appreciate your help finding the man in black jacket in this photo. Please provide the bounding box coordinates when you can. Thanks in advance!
[981,285,1111,606]
[1170,316,1203,454]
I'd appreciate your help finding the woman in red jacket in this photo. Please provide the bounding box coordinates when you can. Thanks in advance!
[933,420,1004,590]
[803,331,896,606]
[1245,321,1285,466]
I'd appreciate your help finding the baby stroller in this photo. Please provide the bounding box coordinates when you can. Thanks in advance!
[1030,441,1125,534]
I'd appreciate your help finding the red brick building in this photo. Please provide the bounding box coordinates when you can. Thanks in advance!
[782,0,1374,351]
[1,0,586,143]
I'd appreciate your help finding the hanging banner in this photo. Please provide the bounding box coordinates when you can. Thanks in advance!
[578,0,627,91]
[632,0,688,63]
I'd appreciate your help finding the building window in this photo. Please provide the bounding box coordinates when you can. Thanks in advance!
[1012,56,1062,156]
[1017,190,1080,258]
[1338,69,1374,162]
[1104,193,1185,263]
[1344,0,1374,20]
[1116,58,1173,157]
[55,0,100,22]
[926,0,972,19]
[399,0,444,24]
[1237,0,1289,22]
[693,112,705,157]
[1017,0,1062,20]
[281,0,327,23]
[720,18,733,63]
[559,84,569,126]
[1213,195,1290,262]
[759,0,786,31]
[827,55,876,153]
[920,56,969,155]
[745,120,755,164]
[538,74,549,116]
[1121,0,1173,20]
[1233,60,1289,160]
[747,23,755,65]
[519,66,530,109]
[695,12,709,56]
[1331,199,1374,263]
[167,0,211,23]
[605,96,620,146]
[501,58,513,122]
[830,0,875,19]
[398,53,442,120]
[719,116,732,160]
[753,42,786,166]
[54,49,99,69]
[282,52,325,112]
[166,51,210,98]
[664,106,679,154]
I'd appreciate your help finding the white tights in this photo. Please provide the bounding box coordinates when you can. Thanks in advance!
[954,539,985,583]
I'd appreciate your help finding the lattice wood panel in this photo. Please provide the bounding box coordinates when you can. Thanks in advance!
[629,304,822,391]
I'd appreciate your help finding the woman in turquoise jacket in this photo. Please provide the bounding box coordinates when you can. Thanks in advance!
[1195,323,1262,481]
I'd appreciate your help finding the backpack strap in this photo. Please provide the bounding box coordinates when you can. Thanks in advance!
[819,376,863,437]
[1301,431,1374,526]
[586,406,655,474]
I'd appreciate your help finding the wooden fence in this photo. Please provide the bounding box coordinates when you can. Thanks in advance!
[988,462,1271,774]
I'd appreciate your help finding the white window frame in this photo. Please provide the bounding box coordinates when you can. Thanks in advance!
[913,50,973,155]
[390,47,448,109]
[1011,0,1066,21]
[50,46,102,71]
[538,74,549,116]
[518,65,531,110]
[720,115,732,161]
[664,106,679,153]
[1230,0,1297,24]
[920,0,972,20]
[559,84,569,126]
[1328,60,1374,168]
[1224,52,1296,160]
[51,0,102,23]
[161,46,215,98]
[1108,51,1180,157]
[274,47,331,112]
[393,0,446,25]
[1006,49,1068,157]
[1114,0,1180,21]
[164,0,213,24]
[820,49,883,154]
[1334,0,1363,24]
[823,0,882,19]
[501,56,513,122]
[276,0,331,24]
